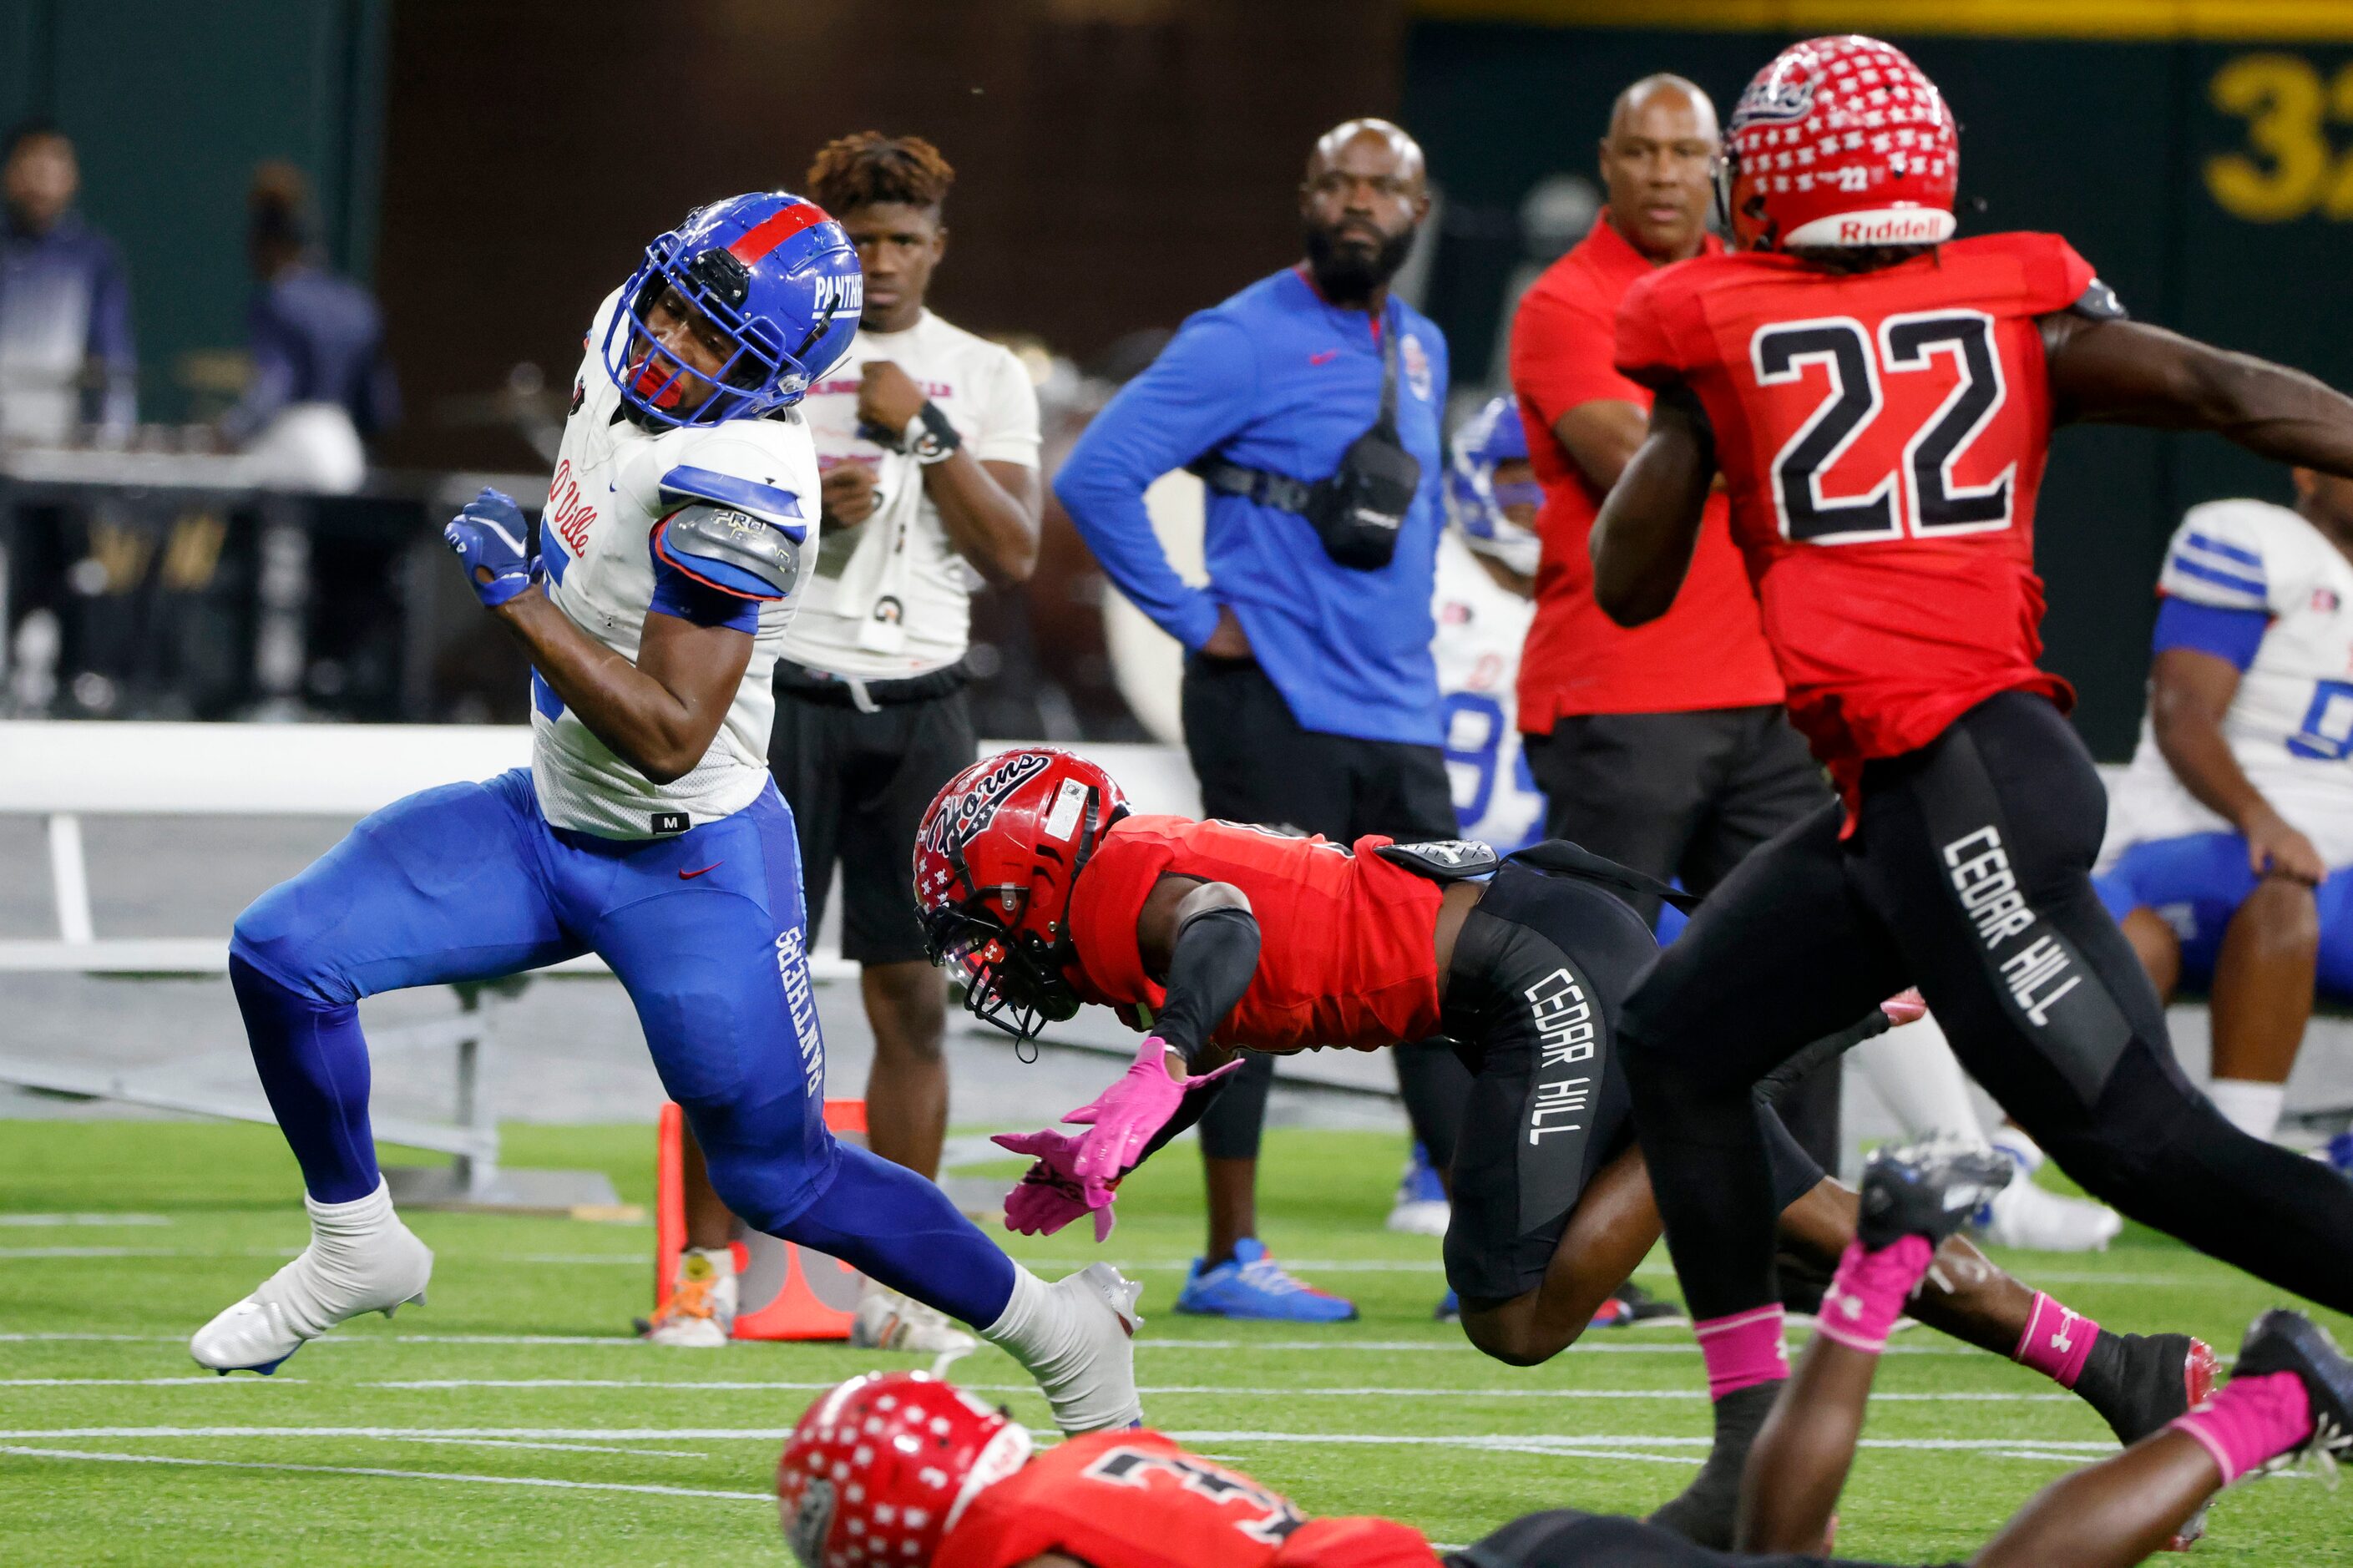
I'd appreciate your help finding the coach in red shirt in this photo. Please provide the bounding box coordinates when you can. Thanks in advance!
[1509,74,1839,1171]
[1510,74,1824,903]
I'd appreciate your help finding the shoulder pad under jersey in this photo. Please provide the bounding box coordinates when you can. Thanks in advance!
[1375,838,1500,882]
[659,462,807,541]
[654,503,802,599]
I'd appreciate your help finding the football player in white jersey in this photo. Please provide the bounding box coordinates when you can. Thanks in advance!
[188,193,1144,1436]
[649,136,1045,1354]
[1435,393,1547,855]
[2099,470,2353,1146]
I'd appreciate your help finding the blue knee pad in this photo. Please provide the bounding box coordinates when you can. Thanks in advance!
[2097,833,2259,987]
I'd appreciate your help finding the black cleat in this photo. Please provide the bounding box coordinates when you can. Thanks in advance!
[2232,1308,2353,1472]
[2077,1330,2220,1447]
[1856,1136,2013,1252]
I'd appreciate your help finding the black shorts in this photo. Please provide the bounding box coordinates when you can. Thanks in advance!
[1180,653,1455,842]
[767,675,974,966]
[1447,1508,1930,1568]
[1439,862,1825,1306]
[1525,706,1829,917]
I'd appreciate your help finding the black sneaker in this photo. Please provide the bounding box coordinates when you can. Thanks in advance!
[2231,1308,2353,1473]
[2077,1330,2219,1448]
[1856,1136,2014,1252]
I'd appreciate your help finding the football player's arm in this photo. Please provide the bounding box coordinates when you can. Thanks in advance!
[1136,875,1261,1076]
[495,593,751,787]
[2148,645,2325,883]
[1589,382,1715,626]
[2042,314,2353,478]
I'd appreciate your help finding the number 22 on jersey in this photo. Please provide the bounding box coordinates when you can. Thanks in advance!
[1749,310,2016,544]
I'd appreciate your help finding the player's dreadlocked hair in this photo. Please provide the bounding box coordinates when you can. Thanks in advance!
[805,133,955,216]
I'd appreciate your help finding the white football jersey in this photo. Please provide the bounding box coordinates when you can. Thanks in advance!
[529,290,819,838]
[786,309,1040,678]
[1433,529,1546,852]
[2108,498,2353,867]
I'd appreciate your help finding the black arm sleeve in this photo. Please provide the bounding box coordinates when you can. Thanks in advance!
[1152,903,1261,1072]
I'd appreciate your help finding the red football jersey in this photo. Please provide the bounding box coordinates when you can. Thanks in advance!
[1614,232,2097,798]
[1064,816,1445,1053]
[935,1430,1437,1568]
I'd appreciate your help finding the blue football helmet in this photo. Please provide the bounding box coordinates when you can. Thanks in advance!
[601,191,862,430]
[1445,393,1541,577]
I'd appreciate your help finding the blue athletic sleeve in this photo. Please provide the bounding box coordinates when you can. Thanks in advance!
[1054,314,1260,651]
[648,554,760,634]
[2152,594,2267,670]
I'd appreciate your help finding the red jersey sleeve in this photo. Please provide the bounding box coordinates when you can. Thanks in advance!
[1612,266,1693,390]
[1065,817,1179,1011]
[1966,230,2104,317]
[1510,277,1646,427]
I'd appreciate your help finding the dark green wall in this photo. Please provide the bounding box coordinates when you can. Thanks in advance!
[0,0,387,422]
[1404,23,2353,756]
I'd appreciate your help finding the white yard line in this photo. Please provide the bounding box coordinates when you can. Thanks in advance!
[0,1444,769,1500]
[0,1377,304,1387]
[0,1425,2121,1454]
[0,1214,170,1227]
[0,1329,1981,1354]
[0,1248,645,1263]
[364,1378,2070,1404]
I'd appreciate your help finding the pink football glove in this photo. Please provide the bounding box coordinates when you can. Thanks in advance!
[1065,1037,1241,1205]
[991,1127,1116,1242]
[1880,988,1928,1029]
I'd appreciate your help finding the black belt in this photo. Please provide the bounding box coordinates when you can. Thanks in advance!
[773,659,967,712]
[1191,457,1318,515]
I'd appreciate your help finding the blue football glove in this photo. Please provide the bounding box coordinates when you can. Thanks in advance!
[444,488,539,608]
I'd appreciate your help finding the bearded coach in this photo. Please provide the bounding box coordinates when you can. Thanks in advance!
[1055,119,1467,1324]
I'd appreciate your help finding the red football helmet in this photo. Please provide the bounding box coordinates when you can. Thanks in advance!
[1721,34,1958,254]
[913,747,1129,1040]
[777,1372,1033,1568]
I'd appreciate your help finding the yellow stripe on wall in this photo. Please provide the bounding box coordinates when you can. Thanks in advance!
[1408,0,2353,43]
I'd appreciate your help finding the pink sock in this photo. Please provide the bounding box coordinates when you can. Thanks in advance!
[2170,1371,2313,1485]
[1817,1235,1933,1353]
[2012,1292,2099,1388]
[1694,1304,1789,1400]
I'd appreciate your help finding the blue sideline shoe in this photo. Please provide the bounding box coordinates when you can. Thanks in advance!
[1435,1289,1459,1322]
[1173,1238,1358,1323]
[1386,1142,1450,1237]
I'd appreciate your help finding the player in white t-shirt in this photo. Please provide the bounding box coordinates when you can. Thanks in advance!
[2100,473,2353,1146]
[187,194,1141,1434]
[648,135,1045,1355]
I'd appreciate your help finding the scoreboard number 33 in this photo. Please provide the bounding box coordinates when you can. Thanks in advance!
[2207,53,2353,223]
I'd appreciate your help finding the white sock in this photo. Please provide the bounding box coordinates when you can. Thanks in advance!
[1852,1012,1987,1144]
[2207,1079,2287,1142]
[1989,1122,2045,1174]
[978,1265,1059,1364]
[304,1179,396,1245]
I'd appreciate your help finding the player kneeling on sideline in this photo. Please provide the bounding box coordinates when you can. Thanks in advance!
[776,1141,2352,1568]
[2098,470,2353,1151]
[912,751,2211,1465]
[188,193,1141,1436]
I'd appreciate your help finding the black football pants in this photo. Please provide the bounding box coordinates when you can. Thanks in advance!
[1622,690,2353,1323]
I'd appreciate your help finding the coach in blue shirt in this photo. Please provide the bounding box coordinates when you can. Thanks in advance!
[1057,119,1465,1323]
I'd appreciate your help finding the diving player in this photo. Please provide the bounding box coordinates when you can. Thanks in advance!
[2098,471,2353,1146]
[1586,34,2353,1542]
[773,1144,2353,1568]
[913,750,2206,1459]
[187,194,1142,1435]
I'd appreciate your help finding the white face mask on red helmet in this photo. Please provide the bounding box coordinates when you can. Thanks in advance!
[1721,33,1958,254]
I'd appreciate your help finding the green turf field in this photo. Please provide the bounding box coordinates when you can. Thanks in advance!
[1,1120,2345,1566]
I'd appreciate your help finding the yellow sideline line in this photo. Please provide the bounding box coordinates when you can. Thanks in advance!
[1409,0,2353,43]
